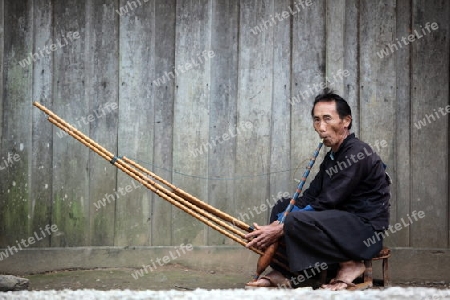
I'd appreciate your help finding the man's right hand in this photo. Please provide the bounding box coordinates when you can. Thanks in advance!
[244,221,284,251]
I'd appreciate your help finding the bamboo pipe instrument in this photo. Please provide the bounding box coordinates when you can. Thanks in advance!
[33,102,292,271]
[47,116,252,242]
[33,102,252,232]
[39,109,252,249]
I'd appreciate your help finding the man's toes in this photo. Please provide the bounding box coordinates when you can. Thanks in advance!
[333,282,348,291]
[321,281,349,291]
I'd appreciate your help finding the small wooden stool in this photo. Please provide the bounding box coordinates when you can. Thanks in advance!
[320,247,391,289]
[363,247,391,288]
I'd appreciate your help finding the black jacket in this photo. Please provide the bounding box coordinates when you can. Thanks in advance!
[297,133,391,231]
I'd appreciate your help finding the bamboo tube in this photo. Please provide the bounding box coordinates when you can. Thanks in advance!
[46,116,261,254]
[34,102,290,272]
[48,116,249,242]
[123,157,254,232]
[33,102,251,232]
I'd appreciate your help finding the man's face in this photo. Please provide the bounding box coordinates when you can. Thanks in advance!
[312,101,351,152]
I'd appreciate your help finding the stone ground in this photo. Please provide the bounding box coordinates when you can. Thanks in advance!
[1,264,449,299]
[24,264,248,291]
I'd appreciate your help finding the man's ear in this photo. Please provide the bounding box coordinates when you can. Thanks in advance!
[343,115,352,129]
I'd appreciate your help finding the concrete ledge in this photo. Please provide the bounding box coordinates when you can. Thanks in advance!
[0,246,259,276]
[0,246,449,282]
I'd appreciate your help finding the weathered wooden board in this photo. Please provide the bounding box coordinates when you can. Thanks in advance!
[326,0,361,145]
[359,0,397,245]
[30,0,53,247]
[206,0,239,245]
[234,0,274,227]
[268,0,292,219]
[411,0,449,248]
[115,0,155,246]
[393,0,412,247]
[326,0,345,95]
[172,0,211,246]
[151,0,176,246]
[0,0,33,247]
[290,0,326,191]
[0,0,4,246]
[52,0,89,246]
[343,0,360,137]
[86,0,119,246]
[0,0,3,148]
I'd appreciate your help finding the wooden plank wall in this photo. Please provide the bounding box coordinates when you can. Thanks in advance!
[0,0,449,251]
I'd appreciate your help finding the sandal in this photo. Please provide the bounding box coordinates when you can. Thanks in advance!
[321,278,371,291]
[245,271,292,289]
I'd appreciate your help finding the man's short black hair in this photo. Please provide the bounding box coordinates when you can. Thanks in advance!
[311,88,352,130]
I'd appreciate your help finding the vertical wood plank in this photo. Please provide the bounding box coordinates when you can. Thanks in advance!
[0,0,3,148]
[172,0,212,245]
[393,0,412,247]
[290,0,326,191]
[52,0,89,246]
[30,0,53,247]
[206,0,239,245]
[116,0,155,246]
[342,0,360,140]
[359,0,396,245]
[86,0,119,246]
[151,0,176,246]
[411,0,449,248]
[0,0,33,246]
[172,0,214,245]
[269,0,291,218]
[235,0,273,227]
[326,0,345,94]
[327,0,361,134]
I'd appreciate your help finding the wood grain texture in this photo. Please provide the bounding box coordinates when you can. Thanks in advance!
[52,0,89,246]
[410,0,449,248]
[343,0,360,137]
[0,0,3,148]
[30,0,53,247]
[235,0,274,227]
[393,0,412,247]
[86,0,119,246]
[0,0,33,247]
[326,0,345,95]
[206,0,239,245]
[115,0,155,246]
[359,0,397,246]
[290,0,326,191]
[0,0,4,247]
[151,0,176,246]
[172,0,212,246]
[268,0,292,218]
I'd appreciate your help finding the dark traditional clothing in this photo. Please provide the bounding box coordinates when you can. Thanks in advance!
[270,133,390,275]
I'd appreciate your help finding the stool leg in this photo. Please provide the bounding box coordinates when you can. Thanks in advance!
[319,270,328,285]
[364,260,373,288]
[382,258,390,287]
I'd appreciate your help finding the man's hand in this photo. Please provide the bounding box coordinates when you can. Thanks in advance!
[244,221,284,251]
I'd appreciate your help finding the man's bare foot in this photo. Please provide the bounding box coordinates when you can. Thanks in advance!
[246,270,291,288]
[321,260,365,291]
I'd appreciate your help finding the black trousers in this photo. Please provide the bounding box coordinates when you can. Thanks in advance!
[269,197,383,277]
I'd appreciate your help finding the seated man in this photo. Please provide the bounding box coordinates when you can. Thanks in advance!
[245,89,390,290]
